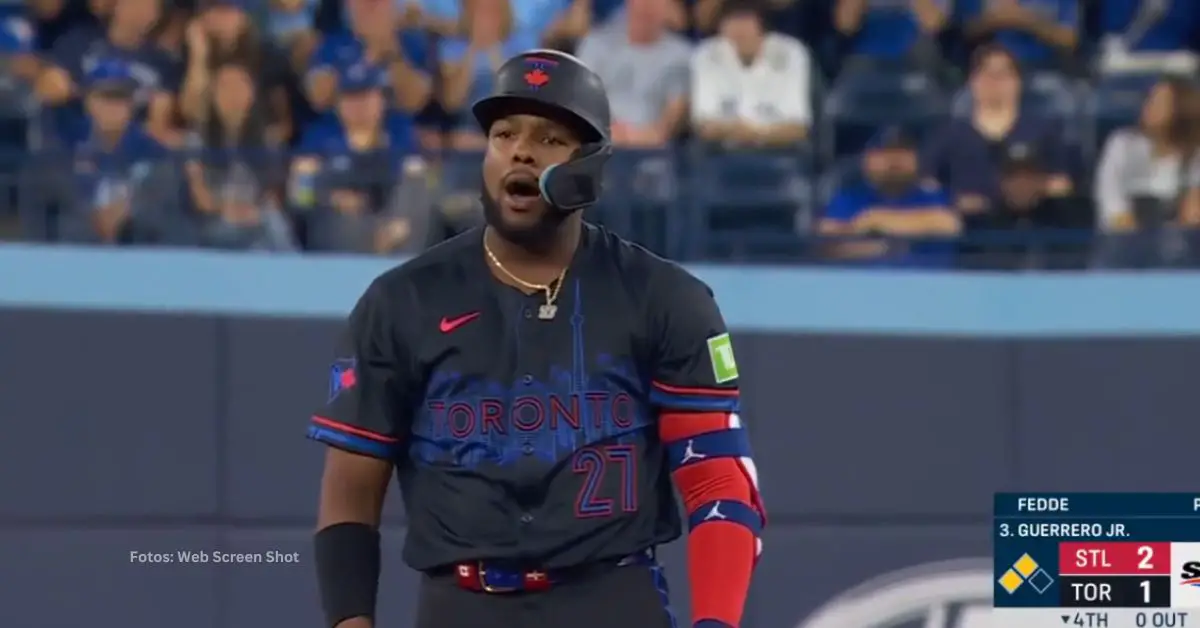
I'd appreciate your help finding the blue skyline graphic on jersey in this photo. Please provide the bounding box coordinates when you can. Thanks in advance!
[409,279,652,468]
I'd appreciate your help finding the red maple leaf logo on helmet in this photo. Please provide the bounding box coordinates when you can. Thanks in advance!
[524,69,550,88]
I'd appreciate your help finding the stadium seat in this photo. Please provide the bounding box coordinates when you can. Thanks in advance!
[688,149,812,262]
[817,156,864,208]
[822,66,948,162]
[594,149,676,256]
[307,153,409,253]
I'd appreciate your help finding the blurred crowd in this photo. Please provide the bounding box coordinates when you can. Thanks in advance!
[0,0,1199,268]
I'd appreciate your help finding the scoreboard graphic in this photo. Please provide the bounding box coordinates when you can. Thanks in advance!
[996,493,1200,626]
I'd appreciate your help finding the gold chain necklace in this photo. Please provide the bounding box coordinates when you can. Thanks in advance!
[484,239,568,320]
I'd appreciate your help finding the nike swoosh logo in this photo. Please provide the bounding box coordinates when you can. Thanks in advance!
[440,312,481,333]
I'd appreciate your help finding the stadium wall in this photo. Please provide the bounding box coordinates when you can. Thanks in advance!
[1,245,1198,627]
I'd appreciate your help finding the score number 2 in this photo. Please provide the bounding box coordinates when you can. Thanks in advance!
[573,445,638,518]
[1137,545,1155,570]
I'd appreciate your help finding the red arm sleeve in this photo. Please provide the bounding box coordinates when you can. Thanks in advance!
[659,403,764,628]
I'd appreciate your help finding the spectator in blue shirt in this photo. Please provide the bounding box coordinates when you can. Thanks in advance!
[960,0,1079,68]
[292,65,414,208]
[292,62,429,253]
[922,44,1071,214]
[305,0,431,114]
[438,0,532,150]
[36,0,181,141]
[833,0,950,60]
[1099,0,1200,54]
[819,126,959,267]
[60,59,172,244]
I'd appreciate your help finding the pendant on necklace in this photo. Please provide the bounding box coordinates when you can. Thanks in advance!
[538,304,558,320]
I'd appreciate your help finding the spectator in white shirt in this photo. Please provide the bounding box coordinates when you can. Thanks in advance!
[1094,76,1200,232]
[690,0,812,149]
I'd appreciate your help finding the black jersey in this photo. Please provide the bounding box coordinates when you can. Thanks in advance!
[308,223,739,571]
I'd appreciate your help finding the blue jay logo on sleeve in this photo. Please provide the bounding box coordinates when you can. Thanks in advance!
[328,358,357,401]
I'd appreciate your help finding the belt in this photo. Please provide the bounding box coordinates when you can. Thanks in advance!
[447,550,654,594]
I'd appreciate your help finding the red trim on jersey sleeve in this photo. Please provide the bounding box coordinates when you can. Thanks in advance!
[310,416,399,442]
[307,415,402,460]
[651,381,740,396]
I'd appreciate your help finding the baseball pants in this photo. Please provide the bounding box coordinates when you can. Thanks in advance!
[413,560,678,628]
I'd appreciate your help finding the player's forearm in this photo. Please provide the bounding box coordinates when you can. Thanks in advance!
[316,449,392,528]
[684,474,759,627]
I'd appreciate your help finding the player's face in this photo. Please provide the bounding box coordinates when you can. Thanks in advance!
[482,113,582,238]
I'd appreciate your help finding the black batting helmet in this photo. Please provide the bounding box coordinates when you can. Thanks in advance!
[472,49,613,212]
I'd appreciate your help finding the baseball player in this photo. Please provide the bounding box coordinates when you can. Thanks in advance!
[308,49,765,628]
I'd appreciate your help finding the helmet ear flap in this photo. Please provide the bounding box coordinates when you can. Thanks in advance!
[538,142,612,213]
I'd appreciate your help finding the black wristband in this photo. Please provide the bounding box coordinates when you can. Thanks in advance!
[314,522,381,627]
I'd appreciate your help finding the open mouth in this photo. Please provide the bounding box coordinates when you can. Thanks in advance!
[502,175,542,211]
